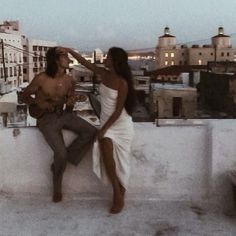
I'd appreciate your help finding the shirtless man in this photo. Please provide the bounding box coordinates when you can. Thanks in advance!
[20,47,96,202]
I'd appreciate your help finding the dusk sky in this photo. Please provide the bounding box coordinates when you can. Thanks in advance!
[1,0,236,51]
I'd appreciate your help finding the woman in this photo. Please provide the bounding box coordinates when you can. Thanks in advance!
[58,47,135,213]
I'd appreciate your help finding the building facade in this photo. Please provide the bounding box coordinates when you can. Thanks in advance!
[22,38,57,83]
[0,21,57,92]
[156,27,236,69]
[149,83,197,119]
[0,21,23,93]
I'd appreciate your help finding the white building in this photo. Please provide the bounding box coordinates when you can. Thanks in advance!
[0,21,24,93]
[156,27,236,69]
[0,20,21,35]
[22,38,57,83]
[0,21,58,92]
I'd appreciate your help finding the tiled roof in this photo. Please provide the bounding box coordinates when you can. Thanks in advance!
[146,65,207,76]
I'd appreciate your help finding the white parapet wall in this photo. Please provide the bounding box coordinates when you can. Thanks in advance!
[0,120,236,207]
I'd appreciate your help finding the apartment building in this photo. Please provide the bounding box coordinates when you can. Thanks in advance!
[22,38,57,82]
[0,20,57,92]
[156,27,236,68]
[0,21,23,93]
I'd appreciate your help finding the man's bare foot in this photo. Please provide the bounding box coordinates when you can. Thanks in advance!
[53,192,62,203]
[110,194,124,214]
[51,164,63,203]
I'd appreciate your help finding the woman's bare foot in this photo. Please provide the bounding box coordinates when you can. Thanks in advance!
[110,193,124,214]
[53,192,62,203]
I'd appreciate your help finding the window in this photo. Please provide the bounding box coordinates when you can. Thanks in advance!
[14,67,17,76]
[10,67,12,77]
[179,61,182,65]
[33,68,38,73]
[171,60,175,65]
[164,61,168,66]
[198,59,202,65]
[5,54,8,63]
[211,52,214,56]
[18,66,22,76]
[221,52,224,57]
[170,52,175,58]
[165,52,169,57]
[33,57,37,62]
[199,52,202,56]
[139,80,147,85]
[182,52,185,56]
[227,52,230,56]
[23,57,27,63]
[33,46,37,51]
[39,46,42,51]
[9,53,13,63]
[173,97,183,117]
[23,68,27,74]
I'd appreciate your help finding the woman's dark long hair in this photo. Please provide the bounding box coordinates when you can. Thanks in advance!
[108,47,136,116]
[45,47,60,78]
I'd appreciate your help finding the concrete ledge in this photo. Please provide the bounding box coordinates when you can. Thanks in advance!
[1,120,236,206]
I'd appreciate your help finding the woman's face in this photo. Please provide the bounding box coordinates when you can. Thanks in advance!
[104,53,113,69]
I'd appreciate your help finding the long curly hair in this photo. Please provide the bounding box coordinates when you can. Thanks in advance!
[108,47,136,116]
[45,47,60,78]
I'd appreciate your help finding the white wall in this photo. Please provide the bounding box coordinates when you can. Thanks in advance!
[0,120,236,207]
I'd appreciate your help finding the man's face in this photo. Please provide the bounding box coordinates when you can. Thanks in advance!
[57,53,72,69]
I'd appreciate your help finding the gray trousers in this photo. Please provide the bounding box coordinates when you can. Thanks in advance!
[38,112,96,171]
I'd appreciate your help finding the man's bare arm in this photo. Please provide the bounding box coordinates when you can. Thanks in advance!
[19,74,41,105]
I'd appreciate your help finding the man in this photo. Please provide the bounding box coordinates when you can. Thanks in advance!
[19,47,96,202]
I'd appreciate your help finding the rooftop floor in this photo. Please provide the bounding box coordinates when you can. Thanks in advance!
[1,194,236,236]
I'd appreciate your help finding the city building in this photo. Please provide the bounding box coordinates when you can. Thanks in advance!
[0,20,57,90]
[149,83,197,119]
[199,71,236,117]
[0,21,24,93]
[22,38,57,83]
[147,65,207,86]
[156,27,236,68]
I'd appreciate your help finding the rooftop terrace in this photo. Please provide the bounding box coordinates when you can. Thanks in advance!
[1,120,236,234]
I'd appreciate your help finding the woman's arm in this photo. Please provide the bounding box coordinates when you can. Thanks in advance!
[57,47,107,78]
[65,77,77,112]
[97,79,128,140]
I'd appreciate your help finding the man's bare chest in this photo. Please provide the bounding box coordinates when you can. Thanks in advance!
[40,79,70,98]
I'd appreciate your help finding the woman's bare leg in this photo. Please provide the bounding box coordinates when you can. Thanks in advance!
[99,138,124,214]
